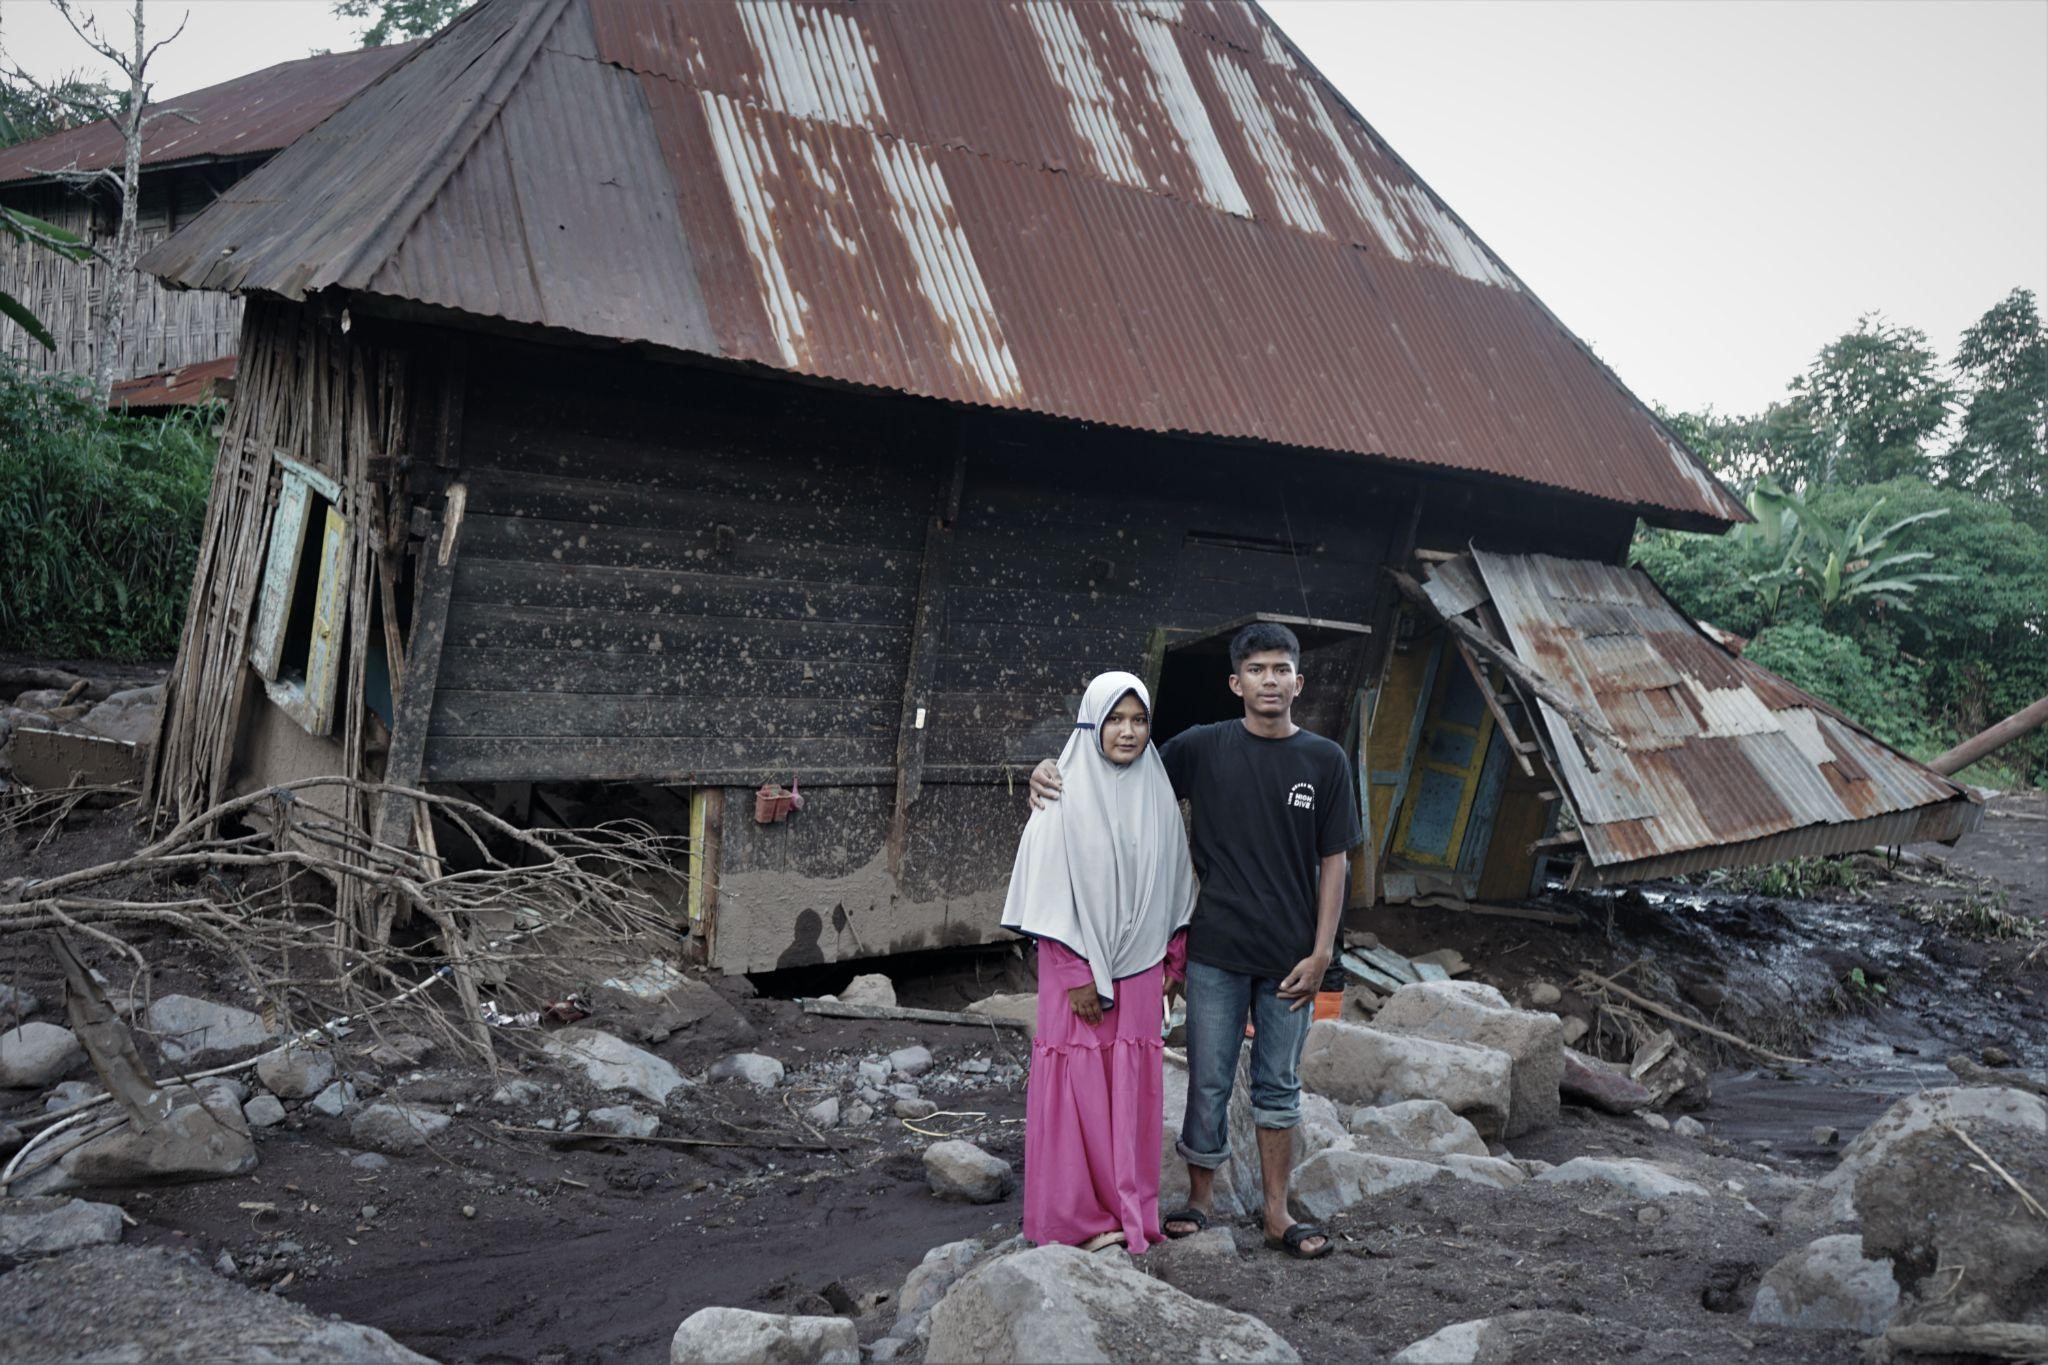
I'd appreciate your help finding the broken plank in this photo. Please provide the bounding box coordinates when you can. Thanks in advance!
[1418,898,1583,926]
[799,999,1030,1031]
[1340,952,1408,993]
[1413,961,1451,982]
[493,1123,833,1153]
[1358,946,1421,985]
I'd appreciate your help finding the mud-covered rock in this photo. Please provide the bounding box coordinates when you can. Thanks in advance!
[707,1052,785,1090]
[1348,1099,1489,1158]
[839,974,896,1008]
[1299,1021,1513,1139]
[0,1022,85,1088]
[924,1140,1015,1203]
[242,1094,286,1128]
[1390,1310,1638,1363]
[60,1091,257,1187]
[348,1103,450,1155]
[1854,1110,2048,1331]
[894,1237,983,1340]
[143,996,273,1066]
[254,1046,335,1101]
[1559,1048,1652,1115]
[1748,1234,1898,1334]
[1143,1225,1240,1290]
[0,1196,124,1257]
[1,1244,432,1362]
[1441,1153,1527,1190]
[963,993,1036,1041]
[669,1307,857,1364]
[1290,1147,1444,1221]
[926,1243,1299,1363]
[1793,1085,2047,1226]
[543,1028,688,1105]
[1373,981,1563,1137]
[307,1080,358,1117]
[587,1105,660,1139]
[1534,1158,1708,1201]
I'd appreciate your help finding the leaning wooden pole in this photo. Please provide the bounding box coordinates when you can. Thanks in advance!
[1928,694,2048,777]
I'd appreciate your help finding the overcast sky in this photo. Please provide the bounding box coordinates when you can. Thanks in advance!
[4,0,2043,417]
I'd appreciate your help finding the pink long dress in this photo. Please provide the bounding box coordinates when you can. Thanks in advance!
[1022,933,1186,1253]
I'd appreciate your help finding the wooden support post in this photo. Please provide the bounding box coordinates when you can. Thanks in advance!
[1929,694,2048,777]
[1454,639,1536,777]
[689,787,724,965]
[887,448,965,878]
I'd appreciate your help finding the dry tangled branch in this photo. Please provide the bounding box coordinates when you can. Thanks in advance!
[1,776,689,1074]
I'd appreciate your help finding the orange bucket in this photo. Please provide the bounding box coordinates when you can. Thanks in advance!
[1312,990,1343,1021]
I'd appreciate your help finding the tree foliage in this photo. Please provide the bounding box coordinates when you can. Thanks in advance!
[1641,289,2048,784]
[332,0,468,47]
[0,69,121,148]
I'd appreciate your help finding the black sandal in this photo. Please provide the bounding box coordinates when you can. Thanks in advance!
[1161,1206,1210,1239]
[1265,1221,1332,1260]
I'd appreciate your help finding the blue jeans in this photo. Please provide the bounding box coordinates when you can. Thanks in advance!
[1176,959,1314,1170]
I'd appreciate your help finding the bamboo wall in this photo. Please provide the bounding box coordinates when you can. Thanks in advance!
[0,175,243,380]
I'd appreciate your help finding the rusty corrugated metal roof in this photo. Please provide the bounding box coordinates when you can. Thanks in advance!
[0,44,418,189]
[107,354,236,410]
[1438,550,1980,882]
[143,0,1745,528]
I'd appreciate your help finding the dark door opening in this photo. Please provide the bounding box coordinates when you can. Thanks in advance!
[1149,613,1373,745]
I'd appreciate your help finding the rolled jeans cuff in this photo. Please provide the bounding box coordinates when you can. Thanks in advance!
[1251,1104,1301,1130]
[1174,1136,1229,1171]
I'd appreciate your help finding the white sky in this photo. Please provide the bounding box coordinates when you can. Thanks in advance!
[4,0,2044,417]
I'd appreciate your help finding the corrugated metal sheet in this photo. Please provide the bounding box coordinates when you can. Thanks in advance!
[0,44,417,188]
[143,0,1746,528]
[1438,550,1979,881]
[106,353,236,410]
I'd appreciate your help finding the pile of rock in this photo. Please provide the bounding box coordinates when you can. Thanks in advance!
[1,676,162,786]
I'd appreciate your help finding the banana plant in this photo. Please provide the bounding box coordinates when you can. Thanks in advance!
[1737,478,1957,623]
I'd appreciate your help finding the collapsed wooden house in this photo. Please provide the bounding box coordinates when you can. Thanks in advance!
[140,0,1979,973]
[0,43,411,392]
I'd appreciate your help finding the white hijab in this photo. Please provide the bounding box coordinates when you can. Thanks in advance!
[1000,672,1197,1006]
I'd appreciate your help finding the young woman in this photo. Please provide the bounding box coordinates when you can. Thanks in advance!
[1001,671,1196,1253]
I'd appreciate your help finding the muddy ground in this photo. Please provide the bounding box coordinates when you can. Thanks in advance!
[3,790,2043,1363]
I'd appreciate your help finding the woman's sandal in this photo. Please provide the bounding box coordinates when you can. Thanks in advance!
[1079,1230,1127,1253]
[1265,1221,1332,1260]
[1161,1206,1210,1239]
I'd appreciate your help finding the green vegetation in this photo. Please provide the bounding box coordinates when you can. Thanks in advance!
[1642,289,2048,785]
[1702,855,1873,900]
[0,360,217,659]
[331,0,468,47]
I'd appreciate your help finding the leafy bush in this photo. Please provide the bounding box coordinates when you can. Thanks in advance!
[1743,623,1937,752]
[0,361,216,660]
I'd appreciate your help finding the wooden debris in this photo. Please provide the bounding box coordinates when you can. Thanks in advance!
[1939,1121,2045,1219]
[1879,1322,2048,1361]
[1411,895,1581,926]
[1573,968,1808,1068]
[493,1122,832,1153]
[799,998,1030,1031]
[1356,946,1421,985]
[1946,1055,2048,1099]
[1339,952,1407,993]
[1412,961,1450,982]
[1629,1030,1676,1081]
[1409,948,1470,977]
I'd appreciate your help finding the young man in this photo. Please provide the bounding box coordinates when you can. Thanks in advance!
[1030,622,1361,1259]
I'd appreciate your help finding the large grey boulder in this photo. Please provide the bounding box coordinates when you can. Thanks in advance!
[1852,1096,2048,1332]
[0,1022,85,1088]
[60,1090,257,1186]
[1294,1093,1350,1167]
[1534,1157,1708,1201]
[1374,981,1563,1137]
[1749,1234,1898,1334]
[926,1243,1298,1363]
[0,1196,124,1257]
[1,1244,431,1362]
[1290,1146,1445,1221]
[923,1139,1016,1203]
[543,1027,688,1105]
[1349,1099,1490,1158]
[1792,1085,2047,1226]
[348,1102,450,1155]
[253,1046,335,1101]
[669,1307,858,1364]
[1298,1021,1514,1140]
[1440,1154,1528,1190]
[143,996,273,1066]
[1144,1225,1240,1290]
[894,1237,985,1341]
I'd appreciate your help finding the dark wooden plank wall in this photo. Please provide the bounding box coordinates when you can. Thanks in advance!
[425,348,949,782]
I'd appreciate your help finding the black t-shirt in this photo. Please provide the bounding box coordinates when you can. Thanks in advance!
[1159,720,1364,980]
